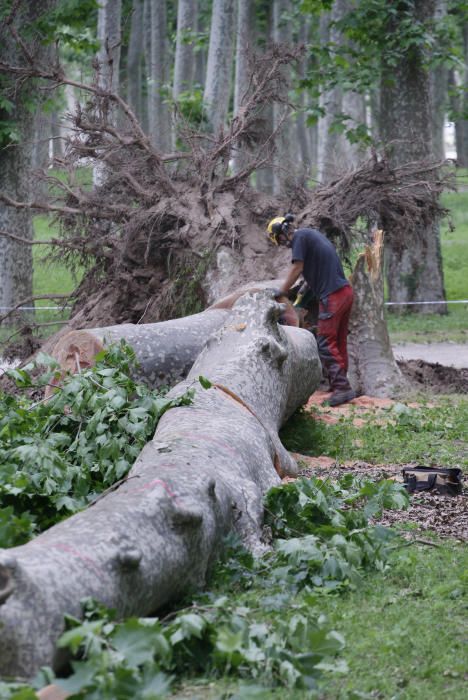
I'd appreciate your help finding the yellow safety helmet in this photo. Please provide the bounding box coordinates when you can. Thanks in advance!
[266,213,295,245]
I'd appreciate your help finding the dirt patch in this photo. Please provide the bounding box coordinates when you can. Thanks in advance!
[397,359,468,394]
[290,457,468,541]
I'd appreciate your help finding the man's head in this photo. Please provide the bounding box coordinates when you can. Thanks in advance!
[266,213,295,246]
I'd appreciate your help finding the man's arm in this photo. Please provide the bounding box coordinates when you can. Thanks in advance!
[279,261,304,295]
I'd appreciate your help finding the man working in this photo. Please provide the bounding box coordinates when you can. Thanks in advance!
[266,214,356,407]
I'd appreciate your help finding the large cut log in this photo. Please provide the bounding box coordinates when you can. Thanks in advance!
[0,291,321,678]
[45,308,229,395]
[44,281,298,395]
[348,230,405,397]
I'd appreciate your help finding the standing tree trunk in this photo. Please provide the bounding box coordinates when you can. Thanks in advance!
[94,0,122,185]
[232,0,253,174]
[379,0,446,313]
[173,0,198,148]
[173,0,197,100]
[97,0,122,94]
[203,0,236,135]
[430,0,448,161]
[348,230,404,397]
[295,18,312,179]
[148,0,171,150]
[457,24,468,166]
[317,0,367,183]
[0,0,56,325]
[272,0,293,194]
[127,0,144,124]
[0,292,321,678]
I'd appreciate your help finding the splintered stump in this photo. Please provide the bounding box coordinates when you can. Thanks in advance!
[348,230,404,397]
[0,291,321,678]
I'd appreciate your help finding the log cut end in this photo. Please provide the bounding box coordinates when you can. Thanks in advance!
[44,330,104,398]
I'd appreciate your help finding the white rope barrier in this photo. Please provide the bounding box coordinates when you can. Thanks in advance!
[0,300,467,312]
[385,300,468,306]
[0,306,70,311]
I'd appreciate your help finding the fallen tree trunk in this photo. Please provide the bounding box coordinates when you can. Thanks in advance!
[45,308,229,395]
[0,291,321,678]
[348,230,405,397]
[44,281,298,394]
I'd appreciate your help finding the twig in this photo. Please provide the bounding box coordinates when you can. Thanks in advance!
[0,229,60,246]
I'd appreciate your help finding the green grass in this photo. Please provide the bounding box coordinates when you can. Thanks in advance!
[318,542,468,700]
[280,396,468,470]
[386,305,468,344]
[387,171,468,344]
[169,543,467,700]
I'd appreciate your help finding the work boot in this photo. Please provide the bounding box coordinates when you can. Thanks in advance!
[326,389,356,407]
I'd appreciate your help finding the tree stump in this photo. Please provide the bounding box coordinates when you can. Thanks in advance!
[348,230,405,397]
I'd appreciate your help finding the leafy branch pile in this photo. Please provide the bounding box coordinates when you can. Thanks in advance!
[0,343,193,548]
[0,477,408,699]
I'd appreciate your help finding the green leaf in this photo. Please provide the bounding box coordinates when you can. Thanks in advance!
[198,375,212,390]
[112,619,170,668]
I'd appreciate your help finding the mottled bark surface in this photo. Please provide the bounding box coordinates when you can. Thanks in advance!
[173,0,197,100]
[127,0,144,122]
[348,231,404,397]
[45,281,298,394]
[379,0,446,312]
[148,0,171,150]
[97,0,122,93]
[0,1,52,323]
[232,0,253,174]
[317,0,367,183]
[0,292,321,678]
[272,0,293,194]
[47,309,228,394]
[203,0,235,133]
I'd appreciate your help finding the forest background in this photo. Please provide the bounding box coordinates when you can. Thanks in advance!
[1,0,468,344]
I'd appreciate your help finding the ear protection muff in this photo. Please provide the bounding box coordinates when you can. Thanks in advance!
[266,214,295,245]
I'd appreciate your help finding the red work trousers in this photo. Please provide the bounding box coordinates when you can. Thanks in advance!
[316,284,354,391]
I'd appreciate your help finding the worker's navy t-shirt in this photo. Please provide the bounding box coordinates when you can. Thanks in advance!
[291,227,349,301]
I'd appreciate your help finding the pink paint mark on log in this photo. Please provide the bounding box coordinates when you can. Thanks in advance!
[129,478,182,505]
[44,543,105,580]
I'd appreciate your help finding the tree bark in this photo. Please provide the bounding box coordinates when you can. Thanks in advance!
[348,230,405,397]
[97,0,122,94]
[173,0,197,101]
[44,281,298,395]
[46,309,229,395]
[317,0,367,183]
[203,0,236,134]
[379,0,446,313]
[148,0,171,150]
[127,0,144,124]
[295,18,312,179]
[0,0,56,325]
[272,0,293,194]
[0,291,321,678]
[457,24,468,166]
[232,0,253,174]
[430,0,448,161]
